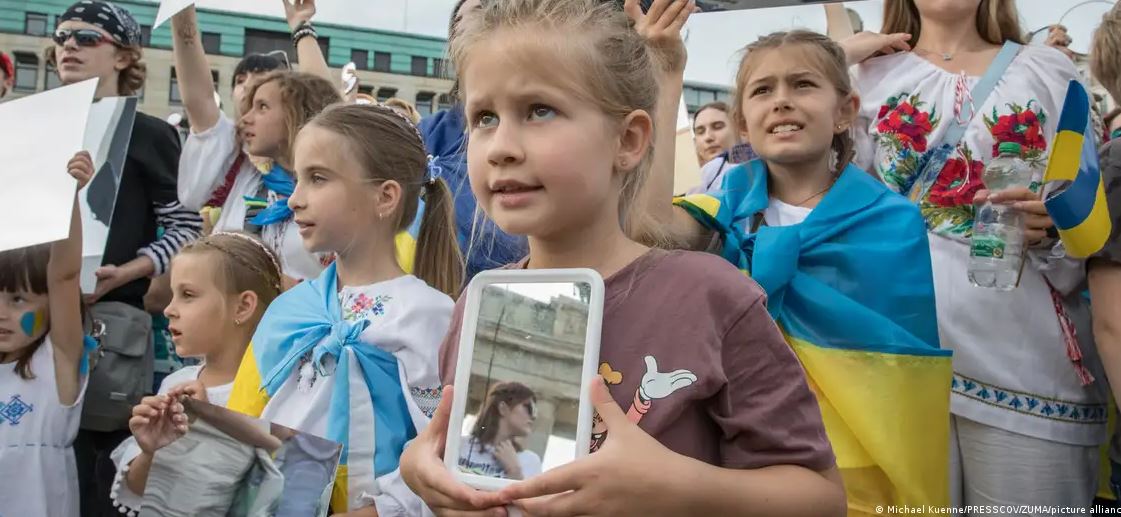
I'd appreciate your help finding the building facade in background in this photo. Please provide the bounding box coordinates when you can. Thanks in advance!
[0,0,454,120]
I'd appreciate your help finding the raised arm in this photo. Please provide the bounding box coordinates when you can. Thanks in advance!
[625,0,710,248]
[52,152,93,406]
[824,3,855,41]
[285,0,332,83]
[171,6,221,133]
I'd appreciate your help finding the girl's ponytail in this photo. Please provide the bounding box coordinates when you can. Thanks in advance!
[414,178,465,298]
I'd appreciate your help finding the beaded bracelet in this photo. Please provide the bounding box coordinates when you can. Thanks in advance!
[292,22,317,46]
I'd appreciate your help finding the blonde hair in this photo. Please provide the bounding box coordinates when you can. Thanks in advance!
[732,31,856,174]
[882,0,1024,46]
[178,232,282,327]
[450,0,663,244]
[45,44,146,96]
[1092,4,1121,103]
[384,97,422,124]
[303,104,465,297]
[239,72,342,167]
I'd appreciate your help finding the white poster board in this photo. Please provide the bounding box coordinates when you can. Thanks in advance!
[0,79,98,253]
[154,0,234,29]
[79,97,138,293]
[154,0,198,28]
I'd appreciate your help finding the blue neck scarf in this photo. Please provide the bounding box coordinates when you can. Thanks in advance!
[248,163,296,226]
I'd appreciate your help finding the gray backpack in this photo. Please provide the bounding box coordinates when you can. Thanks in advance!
[82,301,154,432]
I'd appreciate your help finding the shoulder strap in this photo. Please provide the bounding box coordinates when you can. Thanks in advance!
[938,41,1022,151]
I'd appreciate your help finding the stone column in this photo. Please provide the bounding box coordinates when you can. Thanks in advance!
[525,396,557,458]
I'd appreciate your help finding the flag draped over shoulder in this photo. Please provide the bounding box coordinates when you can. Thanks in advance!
[1043,80,1112,258]
[675,161,953,513]
[226,263,416,512]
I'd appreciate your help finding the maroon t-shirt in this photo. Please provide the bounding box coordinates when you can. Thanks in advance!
[439,249,835,471]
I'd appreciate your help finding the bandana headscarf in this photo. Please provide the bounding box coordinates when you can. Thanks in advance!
[58,1,141,47]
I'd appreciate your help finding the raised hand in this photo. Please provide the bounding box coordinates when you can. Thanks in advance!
[638,355,697,400]
[67,151,94,190]
[839,31,912,65]
[128,395,188,455]
[493,440,523,480]
[283,0,316,31]
[624,0,695,74]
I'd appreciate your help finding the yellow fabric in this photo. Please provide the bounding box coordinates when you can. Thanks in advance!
[396,231,416,274]
[1047,131,1087,182]
[672,194,721,218]
[786,332,953,513]
[227,342,269,418]
[331,465,350,512]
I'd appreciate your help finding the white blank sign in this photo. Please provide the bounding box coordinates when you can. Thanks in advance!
[154,0,197,28]
[0,79,98,253]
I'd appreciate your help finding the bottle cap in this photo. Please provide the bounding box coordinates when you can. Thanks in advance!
[998,142,1023,156]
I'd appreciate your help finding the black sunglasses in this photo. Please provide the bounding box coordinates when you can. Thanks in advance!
[262,50,291,70]
[52,28,119,48]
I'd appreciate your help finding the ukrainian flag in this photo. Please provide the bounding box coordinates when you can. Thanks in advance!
[675,161,953,514]
[228,263,418,512]
[1044,80,1112,258]
[228,209,423,512]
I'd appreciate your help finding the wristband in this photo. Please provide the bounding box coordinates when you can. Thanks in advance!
[291,23,317,46]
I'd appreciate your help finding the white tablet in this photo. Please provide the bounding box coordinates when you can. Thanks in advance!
[444,268,605,492]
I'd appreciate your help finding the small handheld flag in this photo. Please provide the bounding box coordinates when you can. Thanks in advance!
[1043,80,1112,258]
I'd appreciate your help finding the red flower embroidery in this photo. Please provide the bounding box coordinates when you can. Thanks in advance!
[876,95,937,153]
[927,156,986,208]
[985,102,1048,157]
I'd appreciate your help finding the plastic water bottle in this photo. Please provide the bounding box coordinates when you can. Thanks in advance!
[968,142,1034,290]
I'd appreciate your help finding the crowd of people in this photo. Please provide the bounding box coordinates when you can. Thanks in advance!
[4,0,1121,515]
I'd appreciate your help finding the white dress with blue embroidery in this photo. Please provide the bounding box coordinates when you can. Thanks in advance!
[852,45,1107,447]
[0,338,88,517]
[260,275,451,515]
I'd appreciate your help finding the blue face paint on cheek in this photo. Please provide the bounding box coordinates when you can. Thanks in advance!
[20,311,44,337]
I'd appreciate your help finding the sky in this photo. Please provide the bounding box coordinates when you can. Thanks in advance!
[169,0,1115,87]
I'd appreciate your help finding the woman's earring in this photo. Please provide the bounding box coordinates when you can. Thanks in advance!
[235,319,242,326]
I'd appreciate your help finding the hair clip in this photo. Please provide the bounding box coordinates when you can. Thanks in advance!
[426,155,442,186]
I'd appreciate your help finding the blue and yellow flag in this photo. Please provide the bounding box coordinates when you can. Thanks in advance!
[1044,80,1112,258]
[395,197,423,273]
[227,263,417,512]
[675,161,953,514]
